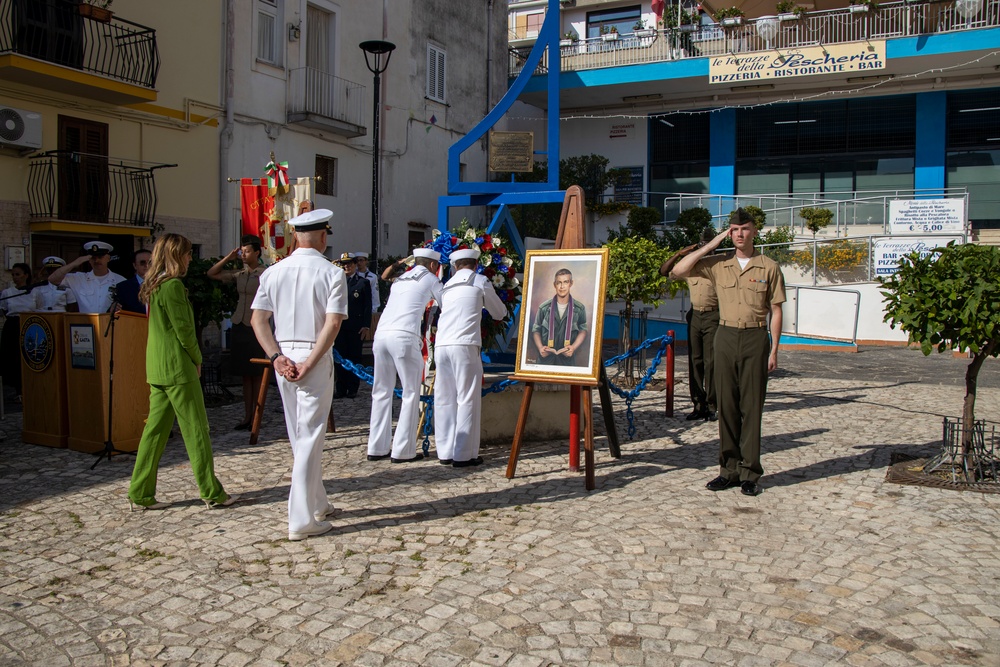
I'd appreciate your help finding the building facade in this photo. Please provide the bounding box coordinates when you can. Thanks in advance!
[0,0,222,277]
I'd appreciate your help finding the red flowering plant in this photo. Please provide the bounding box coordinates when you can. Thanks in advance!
[427,220,522,352]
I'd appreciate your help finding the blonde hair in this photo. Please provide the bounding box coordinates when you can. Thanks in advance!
[139,233,192,305]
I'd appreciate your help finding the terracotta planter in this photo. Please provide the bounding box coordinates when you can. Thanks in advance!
[78,4,113,22]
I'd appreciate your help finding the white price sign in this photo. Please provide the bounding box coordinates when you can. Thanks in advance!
[888,199,965,234]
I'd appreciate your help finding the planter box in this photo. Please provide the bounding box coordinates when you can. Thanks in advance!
[601,32,620,41]
[78,4,113,22]
[679,23,699,32]
[778,12,799,20]
[721,17,744,26]
[559,39,576,47]
[634,29,656,38]
[849,4,870,13]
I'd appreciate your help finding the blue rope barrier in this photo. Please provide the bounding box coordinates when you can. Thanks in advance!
[331,333,673,442]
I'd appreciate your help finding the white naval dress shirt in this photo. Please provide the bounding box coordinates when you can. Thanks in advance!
[59,271,124,313]
[358,269,380,311]
[436,269,507,347]
[374,265,443,339]
[251,248,348,343]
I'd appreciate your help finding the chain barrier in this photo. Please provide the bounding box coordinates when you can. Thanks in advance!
[332,333,672,444]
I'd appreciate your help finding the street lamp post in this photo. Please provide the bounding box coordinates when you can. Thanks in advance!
[359,40,396,269]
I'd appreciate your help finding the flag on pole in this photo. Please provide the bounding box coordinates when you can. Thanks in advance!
[652,0,665,22]
[239,178,273,239]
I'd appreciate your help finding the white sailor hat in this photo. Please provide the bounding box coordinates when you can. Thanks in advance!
[83,240,113,255]
[42,256,66,268]
[413,248,441,262]
[354,251,369,259]
[289,208,333,232]
[450,248,480,262]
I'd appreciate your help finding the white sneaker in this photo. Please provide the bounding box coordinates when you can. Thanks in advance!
[288,521,333,541]
[313,502,338,522]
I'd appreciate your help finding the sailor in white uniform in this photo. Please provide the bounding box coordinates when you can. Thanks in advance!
[251,209,348,541]
[433,248,507,467]
[367,248,442,463]
[47,241,124,313]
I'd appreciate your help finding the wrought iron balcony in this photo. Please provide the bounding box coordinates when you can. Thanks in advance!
[0,0,159,93]
[287,67,367,138]
[27,151,175,226]
[510,0,1000,76]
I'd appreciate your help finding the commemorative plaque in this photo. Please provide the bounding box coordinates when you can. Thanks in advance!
[489,131,534,172]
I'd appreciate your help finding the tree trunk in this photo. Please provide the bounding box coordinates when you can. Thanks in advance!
[622,302,635,388]
[962,339,997,479]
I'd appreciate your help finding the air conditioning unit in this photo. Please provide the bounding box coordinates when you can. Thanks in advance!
[0,106,43,151]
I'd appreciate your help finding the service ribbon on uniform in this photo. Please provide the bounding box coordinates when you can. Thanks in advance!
[547,298,573,348]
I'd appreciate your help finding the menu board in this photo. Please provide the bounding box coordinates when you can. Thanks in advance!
[614,166,644,206]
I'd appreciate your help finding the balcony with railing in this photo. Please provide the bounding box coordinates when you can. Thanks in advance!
[0,0,159,104]
[27,151,175,230]
[287,67,366,138]
[510,0,1000,76]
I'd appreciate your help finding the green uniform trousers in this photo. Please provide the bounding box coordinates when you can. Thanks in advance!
[713,325,769,483]
[128,381,227,507]
[686,308,719,413]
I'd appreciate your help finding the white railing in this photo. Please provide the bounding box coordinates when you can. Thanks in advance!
[509,0,1000,76]
[287,67,366,129]
[659,189,970,235]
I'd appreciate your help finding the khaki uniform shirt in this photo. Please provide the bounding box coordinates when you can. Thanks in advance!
[687,277,718,311]
[691,251,786,326]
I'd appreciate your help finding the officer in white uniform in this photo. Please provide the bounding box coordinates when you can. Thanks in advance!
[46,241,124,313]
[33,257,78,312]
[433,248,507,467]
[354,251,380,312]
[367,248,443,463]
[251,209,348,541]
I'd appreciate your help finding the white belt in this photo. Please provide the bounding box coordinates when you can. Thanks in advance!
[280,341,315,350]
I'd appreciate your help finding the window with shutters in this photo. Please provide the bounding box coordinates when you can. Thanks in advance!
[58,115,108,223]
[426,44,446,104]
[256,0,282,67]
[315,155,337,196]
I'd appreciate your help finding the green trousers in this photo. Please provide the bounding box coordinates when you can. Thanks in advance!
[687,308,719,412]
[128,381,227,507]
[713,326,769,483]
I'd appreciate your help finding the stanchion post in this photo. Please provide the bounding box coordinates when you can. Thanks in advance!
[665,330,675,418]
[569,385,581,471]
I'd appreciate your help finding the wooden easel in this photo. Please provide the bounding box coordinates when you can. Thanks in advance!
[248,358,335,445]
[504,186,620,490]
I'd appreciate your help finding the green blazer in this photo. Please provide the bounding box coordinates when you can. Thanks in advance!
[146,278,202,385]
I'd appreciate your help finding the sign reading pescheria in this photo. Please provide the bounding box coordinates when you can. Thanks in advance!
[872,236,963,276]
[709,41,886,84]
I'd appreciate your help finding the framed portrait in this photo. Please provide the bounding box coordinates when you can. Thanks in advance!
[514,247,609,384]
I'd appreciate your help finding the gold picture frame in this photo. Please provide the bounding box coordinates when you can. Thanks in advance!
[514,247,609,384]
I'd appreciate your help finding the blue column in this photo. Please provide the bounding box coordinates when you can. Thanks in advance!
[915,91,946,196]
[709,109,736,199]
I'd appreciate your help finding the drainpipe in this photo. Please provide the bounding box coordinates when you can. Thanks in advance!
[219,0,235,254]
[486,0,493,185]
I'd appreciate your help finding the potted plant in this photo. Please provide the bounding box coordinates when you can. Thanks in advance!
[600,25,620,41]
[560,31,579,47]
[849,0,878,13]
[776,0,807,20]
[715,6,746,26]
[78,0,113,22]
[633,17,656,38]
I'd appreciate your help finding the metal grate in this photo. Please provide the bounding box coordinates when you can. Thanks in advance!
[947,88,1000,149]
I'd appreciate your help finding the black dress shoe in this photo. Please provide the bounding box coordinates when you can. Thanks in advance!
[333,392,346,399]
[741,481,761,496]
[685,409,706,421]
[705,411,718,422]
[367,454,391,461]
[438,459,453,465]
[706,475,739,491]
[234,420,252,431]
[346,390,358,399]
[453,456,484,468]
[391,453,425,463]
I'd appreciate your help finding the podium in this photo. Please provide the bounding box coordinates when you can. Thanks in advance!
[63,312,149,453]
[20,313,70,447]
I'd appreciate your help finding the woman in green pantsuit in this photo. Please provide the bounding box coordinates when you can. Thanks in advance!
[128,234,237,511]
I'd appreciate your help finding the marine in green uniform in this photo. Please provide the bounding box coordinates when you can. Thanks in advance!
[669,209,786,496]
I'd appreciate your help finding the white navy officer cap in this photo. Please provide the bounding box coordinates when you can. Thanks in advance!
[451,249,480,262]
[354,252,369,259]
[413,248,441,262]
[290,208,333,232]
[84,240,113,255]
[335,252,356,265]
[42,256,66,268]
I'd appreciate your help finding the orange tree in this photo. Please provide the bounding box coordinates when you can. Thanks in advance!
[881,241,1000,472]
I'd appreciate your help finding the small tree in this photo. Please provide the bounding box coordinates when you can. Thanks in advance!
[742,205,767,231]
[626,206,661,241]
[183,256,238,349]
[664,206,713,249]
[605,237,680,385]
[881,242,1000,476]
[799,207,833,238]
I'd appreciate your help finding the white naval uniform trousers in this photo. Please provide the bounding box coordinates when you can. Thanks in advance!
[433,269,507,463]
[367,265,443,459]
[252,248,348,534]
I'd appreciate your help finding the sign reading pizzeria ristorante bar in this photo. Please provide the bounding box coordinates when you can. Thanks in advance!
[709,41,886,84]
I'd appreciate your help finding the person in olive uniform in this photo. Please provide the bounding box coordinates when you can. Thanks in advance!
[670,208,786,496]
[333,253,371,398]
[530,268,588,367]
[660,228,719,421]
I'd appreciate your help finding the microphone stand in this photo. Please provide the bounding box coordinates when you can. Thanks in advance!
[92,286,134,469]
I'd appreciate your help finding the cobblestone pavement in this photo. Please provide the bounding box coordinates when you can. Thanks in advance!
[1,349,999,666]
